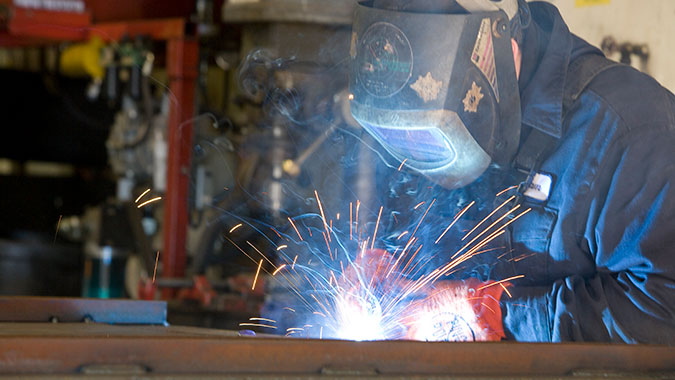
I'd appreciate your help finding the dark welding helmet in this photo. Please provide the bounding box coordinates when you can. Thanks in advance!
[349,0,525,189]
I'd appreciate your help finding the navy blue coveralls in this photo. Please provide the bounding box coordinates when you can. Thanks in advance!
[497,2,675,343]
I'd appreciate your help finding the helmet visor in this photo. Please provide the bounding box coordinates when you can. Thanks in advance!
[351,105,491,189]
[365,125,456,165]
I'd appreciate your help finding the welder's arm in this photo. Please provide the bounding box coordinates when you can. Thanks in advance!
[501,131,675,343]
[359,249,507,341]
[404,279,507,341]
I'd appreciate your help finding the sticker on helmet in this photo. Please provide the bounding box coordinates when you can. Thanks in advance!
[410,72,443,103]
[471,18,499,102]
[356,22,414,98]
[463,81,484,113]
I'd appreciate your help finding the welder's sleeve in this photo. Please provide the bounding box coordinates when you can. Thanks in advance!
[502,129,675,343]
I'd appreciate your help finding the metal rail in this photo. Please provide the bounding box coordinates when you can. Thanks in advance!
[0,297,166,324]
[0,322,673,377]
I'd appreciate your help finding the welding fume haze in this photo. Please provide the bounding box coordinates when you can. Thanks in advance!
[223,0,530,342]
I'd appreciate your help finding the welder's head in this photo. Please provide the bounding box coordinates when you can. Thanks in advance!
[349,0,530,189]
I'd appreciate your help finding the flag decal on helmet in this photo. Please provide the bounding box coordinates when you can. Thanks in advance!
[471,18,499,101]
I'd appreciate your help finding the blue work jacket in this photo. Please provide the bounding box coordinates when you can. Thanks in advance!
[497,2,675,343]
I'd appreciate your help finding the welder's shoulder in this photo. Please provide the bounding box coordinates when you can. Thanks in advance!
[583,63,675,134]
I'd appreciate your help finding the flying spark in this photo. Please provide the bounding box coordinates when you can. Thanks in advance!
[288,217,303,241]
[239,323,277,329]
[137,197,162,208]
[496,185,518,197]
[273,264,286,276]
[252,259,263,290]
[53,215,62,245]
[397,159,408,171]
[477,275,525,291]
[152,251,160,283]
[370,206,383,250]
[135,188,151,203]
[500,283,512,298]
[232,189,529,342]
[250,317,277,324]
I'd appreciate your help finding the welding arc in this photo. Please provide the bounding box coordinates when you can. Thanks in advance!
[227,188,535,341]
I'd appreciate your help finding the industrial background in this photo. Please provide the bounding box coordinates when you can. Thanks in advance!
[0,0,672,377]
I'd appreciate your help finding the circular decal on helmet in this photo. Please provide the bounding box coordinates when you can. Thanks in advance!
[356,22,413,98]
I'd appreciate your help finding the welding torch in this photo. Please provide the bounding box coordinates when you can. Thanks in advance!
[282,90,359,177]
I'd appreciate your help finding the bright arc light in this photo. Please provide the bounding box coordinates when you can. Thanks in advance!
[334,295,386,341]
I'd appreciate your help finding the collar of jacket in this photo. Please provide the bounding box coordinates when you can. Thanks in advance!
[518,2,573,139]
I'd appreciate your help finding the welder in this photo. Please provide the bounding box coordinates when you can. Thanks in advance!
[350,0,675,343]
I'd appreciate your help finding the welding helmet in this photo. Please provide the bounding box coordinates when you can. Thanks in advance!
[349,0,526,189]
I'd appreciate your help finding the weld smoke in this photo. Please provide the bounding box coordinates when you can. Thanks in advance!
[231,47,514,339]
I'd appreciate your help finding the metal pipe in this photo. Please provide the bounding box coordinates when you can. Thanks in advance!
[161,38,199,296]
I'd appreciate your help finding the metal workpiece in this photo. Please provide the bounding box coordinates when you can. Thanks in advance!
[0,297,166,325]
[0,322,673,378]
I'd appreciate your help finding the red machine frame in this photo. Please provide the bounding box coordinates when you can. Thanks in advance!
[0,4,198,296]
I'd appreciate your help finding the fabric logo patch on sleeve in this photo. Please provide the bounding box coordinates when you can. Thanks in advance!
[524,172,553,202]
